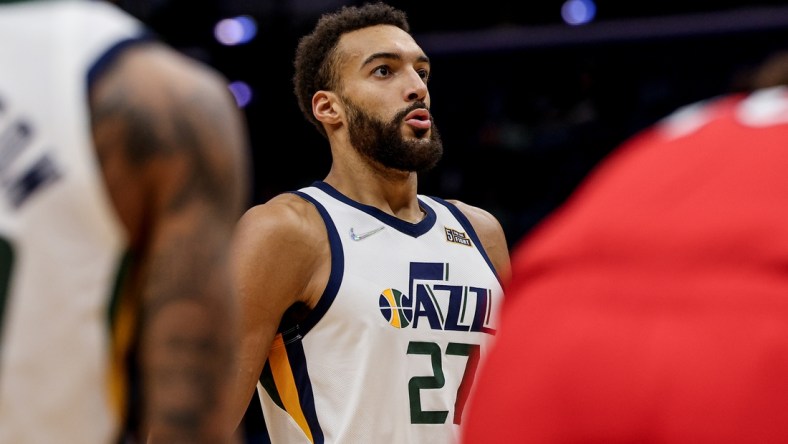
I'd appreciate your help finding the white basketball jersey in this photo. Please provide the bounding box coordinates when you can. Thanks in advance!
[0,1,144,442]
[255,181,505,443]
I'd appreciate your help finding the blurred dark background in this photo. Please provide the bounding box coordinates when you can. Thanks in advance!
[118,0,788,249]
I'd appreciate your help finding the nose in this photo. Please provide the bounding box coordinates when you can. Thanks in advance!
[404,69,428,102]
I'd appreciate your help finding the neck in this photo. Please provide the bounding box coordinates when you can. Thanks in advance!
[323,168,422,222]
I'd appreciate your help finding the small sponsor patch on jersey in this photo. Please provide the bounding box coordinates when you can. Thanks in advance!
[445,227,472,247]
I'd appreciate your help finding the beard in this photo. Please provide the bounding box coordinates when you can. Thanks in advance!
[342,96,443,173]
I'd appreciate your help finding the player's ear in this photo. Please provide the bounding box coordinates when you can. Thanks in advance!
[313,90,342,125]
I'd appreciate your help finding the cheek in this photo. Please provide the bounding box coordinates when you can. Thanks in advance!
[345,88,402,123]
[362,97,391,119]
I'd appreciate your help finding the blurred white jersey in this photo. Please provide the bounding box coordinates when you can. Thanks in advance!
[0,1,144,442]
[254,181,505,443]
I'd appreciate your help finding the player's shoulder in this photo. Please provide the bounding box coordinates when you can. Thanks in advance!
[444,198,511,282]
[235,192,326,246]
[444,199,501,227]
[90,37,247,169]
[442,198,507,247]
[109,41,233,107]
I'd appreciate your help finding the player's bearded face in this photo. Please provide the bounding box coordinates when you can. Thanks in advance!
[342,96,443,173]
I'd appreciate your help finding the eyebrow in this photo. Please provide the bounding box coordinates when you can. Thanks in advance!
[360,52,430,68]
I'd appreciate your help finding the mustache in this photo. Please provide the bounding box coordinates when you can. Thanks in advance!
[395,101,430,122]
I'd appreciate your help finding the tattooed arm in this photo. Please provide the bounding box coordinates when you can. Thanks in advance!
[91,41,250,443]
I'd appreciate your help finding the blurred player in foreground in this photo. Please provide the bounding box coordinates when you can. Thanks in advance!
[463,52,788,443]
[0,0,250,442]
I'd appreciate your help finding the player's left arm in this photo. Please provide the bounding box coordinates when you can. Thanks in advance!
[449,200,511,286]
[92,41,250,443]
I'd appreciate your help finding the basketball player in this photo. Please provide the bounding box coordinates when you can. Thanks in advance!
[0,0,250,442]
[462,57,788,442]
[228,3,510,442]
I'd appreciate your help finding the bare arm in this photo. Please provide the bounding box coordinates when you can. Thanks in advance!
[449,200,512,286]
[91,42,250,443]
[226,193,330,432]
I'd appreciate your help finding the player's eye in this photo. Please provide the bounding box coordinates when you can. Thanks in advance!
[373,66,391,77]
[417,68,430,83]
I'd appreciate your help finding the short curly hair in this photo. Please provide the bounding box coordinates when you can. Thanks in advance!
[293,2,410,138]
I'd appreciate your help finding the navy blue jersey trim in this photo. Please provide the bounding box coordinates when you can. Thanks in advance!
[428,196,502,285]
[285,340,324,443]
[86,34,155,91]
[290,190,343,336]
[311,181,436,238]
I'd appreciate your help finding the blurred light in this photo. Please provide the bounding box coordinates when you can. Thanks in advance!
[561,0,596,26]
[214,15,257,46]
[228,81,253,108]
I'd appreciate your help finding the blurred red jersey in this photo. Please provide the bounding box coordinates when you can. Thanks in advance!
[462,86,788,444]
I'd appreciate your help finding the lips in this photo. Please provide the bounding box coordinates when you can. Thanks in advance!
[404,108,432,130]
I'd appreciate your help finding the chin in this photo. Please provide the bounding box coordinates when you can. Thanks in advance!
[411,128,430,139]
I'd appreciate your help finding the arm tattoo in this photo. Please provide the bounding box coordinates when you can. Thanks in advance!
[93,64,241,441]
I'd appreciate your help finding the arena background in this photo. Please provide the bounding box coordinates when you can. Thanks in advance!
[118,0,788,249]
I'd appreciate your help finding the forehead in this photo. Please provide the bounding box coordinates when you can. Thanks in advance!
[336,24,426,67]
